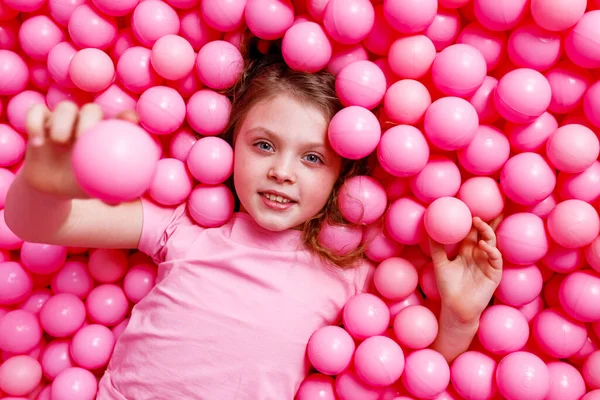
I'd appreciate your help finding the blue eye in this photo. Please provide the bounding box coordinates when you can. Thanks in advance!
[305,154,323,164]
[255,141,273,151]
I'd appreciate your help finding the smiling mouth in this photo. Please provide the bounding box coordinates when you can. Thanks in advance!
[259,192,297,204]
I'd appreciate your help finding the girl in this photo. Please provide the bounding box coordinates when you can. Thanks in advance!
[5,50,503,399]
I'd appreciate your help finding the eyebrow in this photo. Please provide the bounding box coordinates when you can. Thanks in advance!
[247,127,328,151]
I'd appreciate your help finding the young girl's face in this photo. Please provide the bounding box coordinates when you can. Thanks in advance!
[233,94,343,232]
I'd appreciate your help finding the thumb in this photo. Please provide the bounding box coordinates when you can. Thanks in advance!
[429,237,449,268]
[116,109,140,125]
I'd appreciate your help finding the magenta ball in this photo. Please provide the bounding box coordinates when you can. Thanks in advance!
[317,222,363,256]
[546,62,593,114]
[547,199,599,249]
[116,46,163,94]
[507,21,562,71]
[583,351,600,389]
[374,257,418,301]
[18,15,64,61]
[457,125,510,175]
[543,243,584,274]
[92,0,139,16]
[559,270,600,322]
[457,22,506,71]
[354,335,404,387]
[51,259,93,300]
[0,310,41,354]
[477,304,530,355]
[425,197,472,245]
[432,44,487,97]
[457,177,504,221]
[328,106,381,160]
[149,158,193,206]
[424,7,461,51]
[546,361,586,400]
[72,120,160,203]
[409,155,461,203]
[401,349,450,399]
[40,339,73,380]
[131,0,180,47]
[150,34,195,81]
[69,48,114,93]
[363,222,404,262]
[195,40,243,90]
[335,60,386,109]
[187,184,234,227]
[451,351,498,400]
[557,161,600,205]
[187,137,233,185]
[0,355,42,396]
[385,197,426,245]
[169,127,198,162]
[7,91,46,134]
[179,9,221,52]
[474,0,529,31]
[123,263,157,303]
[0,124,25,167]
[282,21,332,73]
[533,307,587,358]
[546,124,599,174]
[88,249,127,284]
[70,324,115,370]
[469,76,501,124]
[384,79,431,124]
[0,50,28,96]
[586,236,600,272]
[20,243,67,275]
[296,374,337,400]
[338,176,387,225]
[68,4,117,50]
[335,369,381,400]
[86,284,128,326]
[388,35,436,79]
[424,96,479,151]
[494,68,552,123]
[584,81,600,129]
[393,305,438,349]
[495,264,543,307]
[377,125,429,178]
[323,0,375,44]
[307,325,355,375]
[200,0,245,31]
[39,293,85,338]
[137,86,186,135]
[505,112,558,153]
[497,212,549,265]
[500,152,556,206]
[496,352,550,400]
[245,0,294,40]
[343,293,390,340]
[51,367,97,400]
[383,0,437,33]
[565,11,600,69]
[186,90,231,136]
[0,262,32,306]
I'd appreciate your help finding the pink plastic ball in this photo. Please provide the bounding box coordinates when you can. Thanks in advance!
[186,137,233,185]
[457,22,506,71]
[354,335,404,387]
[388,35,436,79]
[474,0,528,31]
[363,5,395,56]
[148,158,193,205]
[51,367,97,400]
[29,61,53,92]
[151,34,195,81]
[20,243,66,275]
[451,351,498,400]
[69,48,114,93]
[478,304,530,355]
[335,60,386,109]
[541,241,585,272]
[86,284,128,326]
[385,197,427,245]
[517,295,545,322]
[565,11,600,69]
[363,221,404,262]
[93,84,138,119]
[377,125,429,178]
[4,0,44,12]
[374,257,418,301]
[507,21,562,72]
[123,263,156,303]
[70,324,115,370]
[68,4,117,50]
[49,0,86,27]
[401,349,450,399]
[424,96,479,151]
[496,352,550,400]
[72,120,160,203]
[393,305,438,349]
[92,0,139,16]
[323,0,374,44]
[559,270,600,322]
[494,68,552,123]
[88,249,127,284]
[186,90,231,136]
[0,1,19,20]
[584,81,600,129]
[495,264,543,307]
[46,84,92,111]
[187,184,234,227]
[40,339,73,380]
[505,112,558,153]
[326,42,369,76]
[17,288,50,315]
[410,155,461,204]
[0,19,19,50]
[245,0,294,40]
[317,222,363,256]
[7,91,46,133]
[18,15,64,61]
[546,124,599,174]
[457,125,510,175]
[583,350,600,389]
[425,197,472,245]
[0,124,25,167]
[51,259,93,299]
[0,168,13,209]
[383,0,437,33]
[546,361,586,400]
[117,46,163,95]
[343,293,390,340]
[328,106,381,160]
[200,0,245,32]
[497,212,549,265]
[169,127,198,162]
[131,0,180,47]
[136,86,186,135]
[335,369,381,400]
[338,176,387,225]
[0,355,42,396]
[0,262,32,306]
[468,76,500,123]
[586,236,600,272]
[0,209,23,250]
[500,152,556,206]
[547,199,599,248]
[432,44,487,97]
[546,62,593,114]
[533,307,587,358]
[307,325,355,375]
[384,79,430,124]
[531,0,586,31]
[179,9,221,51]
[457,177,504,221]
[424,7,461,51]
[39,293,85,338]
[281,21,332,73]
[0,50,28,96]
[296,374,337,400]
[195,40,243,90]
[0,309,41,355]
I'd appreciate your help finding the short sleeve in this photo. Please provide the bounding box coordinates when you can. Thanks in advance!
[138,197,201,265]
[354,258,376,294]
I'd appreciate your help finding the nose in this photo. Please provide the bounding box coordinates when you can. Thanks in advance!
[268,154,296,183]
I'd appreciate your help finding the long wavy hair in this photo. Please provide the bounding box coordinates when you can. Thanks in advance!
[219,38,373,268]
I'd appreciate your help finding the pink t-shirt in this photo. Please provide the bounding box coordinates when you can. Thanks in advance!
[97,198,374,400]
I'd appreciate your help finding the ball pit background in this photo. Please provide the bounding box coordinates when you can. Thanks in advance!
[0,0,599,399]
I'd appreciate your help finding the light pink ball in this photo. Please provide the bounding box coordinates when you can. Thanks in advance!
[307,325,355,375]
[384,80,430,124]
[500,152,556,206]
[343,293,390,340]
[376,125,429,178]
[401,349,450,399]
[326,42,369,76]
[497,212,549,265]
[335,369,381,400]
[88,249,128,284]
[186,90,231,136]
[187,184,234,227]
[424,7,461,51]
[0,309,41,354]
[457,22,506,71]
[7,91,46,133]
[543,241,584,274]
[354,335,404,387]
[494,68,552,123]
[68,4,117,50]
[409,155,461,204]
[385,197,426,245]
[474,0,528,31]
[432,44,487,97]
[169,127,198,162]
[451,351,498,400]
[150,35,194,81]
[282,21,332,73]
[335,60,386,109]
[123,263,157,303]
[195,40,243,90]
[48,0,87,27]
[507,21,562,71]
[70,324,115,370]
[245,0,294,40]
[40,339,73,380]
[533,307,587,358]
[200,0,245,32]
[93,84,138,119]
[560,270,600,322]
[179,9,221,51]
[478,304,530,355]
[0,355,42,396]
[18,15,64,61]
[458,125,510,175]
[363,221,404,262]
[0,124,25,167]
[583,350,600,389]
[86,284,128,327]
[136,86,186,135]
[505,112,557,153]
[69,49,114,93]
[317,222,363,256]
[495,264,543,307]
[565,11,600,69]
[117,46,163,94]
[111,28,139,60]
[92,0,139,16]
[374,257,418,301]
[323,0,375,44]
[131,0,180,47]
[584,81,600,129]
[383,0,437,33]
[425,197,472,245]
[18,288,51,315]
[149,158,193,206]
[388,35,436,79]
[51,259,93,300]
[0,262,32,306]
[457,177,504,221]
[546,124,599,174]
[496,352,550,400]
[531,0,585,31]
[296,374,337,400]
[39,293,85,338]
[20,243,67,275]
[0,50,28,96]
[424,96,479,151]
[545,62,593,114]
[328,106,381,160]
[338,176,387,225]
[51,367,97,400]
[547,199,599,248]
[546,361,586,400]
[187,137,233,185]
[393,305,438,349]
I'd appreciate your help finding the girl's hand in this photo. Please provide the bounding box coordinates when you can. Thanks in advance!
[429,216,503,325]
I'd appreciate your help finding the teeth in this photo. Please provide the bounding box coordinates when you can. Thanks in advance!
[263,193,291,203]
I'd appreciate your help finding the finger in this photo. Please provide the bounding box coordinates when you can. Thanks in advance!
[116,109,139,124]
[25,104,51,147]
[49,101,79,145]
[75,103,104,139]
[429,237,449,267]
[474,217,497,248]
[479,240,503,270]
